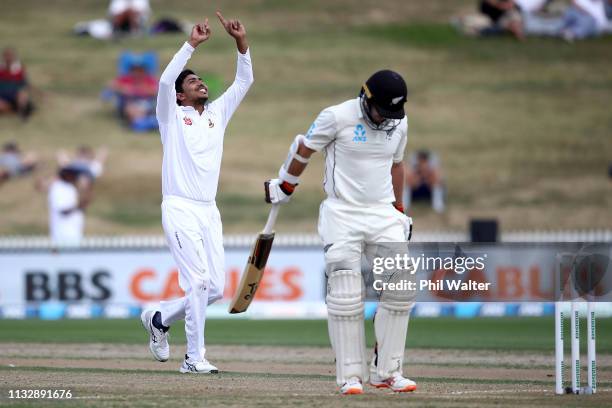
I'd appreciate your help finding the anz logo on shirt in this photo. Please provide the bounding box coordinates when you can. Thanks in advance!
[352,124,367,143]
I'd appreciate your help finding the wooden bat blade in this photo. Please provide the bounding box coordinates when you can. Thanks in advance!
[228,232,275,314]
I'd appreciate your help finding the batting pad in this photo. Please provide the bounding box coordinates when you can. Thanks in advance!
[371,301,413,379]
[326,268,368,385]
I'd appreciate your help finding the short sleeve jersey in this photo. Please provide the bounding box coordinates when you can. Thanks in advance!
[302,98,408,206]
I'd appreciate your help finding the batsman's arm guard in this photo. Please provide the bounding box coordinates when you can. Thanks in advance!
[278,134,309,185]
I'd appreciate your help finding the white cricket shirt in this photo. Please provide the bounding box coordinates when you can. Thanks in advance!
[48,179,84,244]
[157,42,253,202]
[302,98,408,206]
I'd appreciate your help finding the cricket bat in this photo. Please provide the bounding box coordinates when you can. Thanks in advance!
[228,203,280,314]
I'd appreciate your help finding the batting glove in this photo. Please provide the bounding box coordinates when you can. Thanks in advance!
[265,179,296,204]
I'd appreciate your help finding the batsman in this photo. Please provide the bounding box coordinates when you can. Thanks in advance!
[265,70,416,394]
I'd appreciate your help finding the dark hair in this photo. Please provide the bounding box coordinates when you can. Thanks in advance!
[175,69,196,105]
[59,166,80,181]
[417,149,430,161]
[2,141,18,153]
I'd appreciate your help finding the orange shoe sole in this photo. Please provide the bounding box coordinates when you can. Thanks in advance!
[342,388,364,395]
[371,383,417,392]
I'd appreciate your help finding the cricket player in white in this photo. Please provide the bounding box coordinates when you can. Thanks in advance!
[141,12,253,374]
[265,70,415,394]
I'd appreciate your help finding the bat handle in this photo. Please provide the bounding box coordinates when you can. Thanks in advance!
[263,204,280,234]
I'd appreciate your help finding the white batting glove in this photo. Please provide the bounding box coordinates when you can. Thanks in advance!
[265,179,296,204]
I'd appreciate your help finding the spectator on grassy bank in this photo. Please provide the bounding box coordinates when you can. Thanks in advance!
[404,150,445,213]
[109,0,151,36]
[57,145,108,181]
[0,142,38,185]
[75,0,187,40]
[109,59,158,131]
[48,166,93,246]
[558,0,610,40]
[0,47,34,121]
[520,0,611,39]
[456,0,612,39]
[36,146,108,193]
[479,0,526,39]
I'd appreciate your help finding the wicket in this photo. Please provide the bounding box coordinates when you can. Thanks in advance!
[554,300,596,395]
[554,251,598,395]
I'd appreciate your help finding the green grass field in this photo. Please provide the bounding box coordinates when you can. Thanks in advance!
[0,0,611,236]
[1,318,611,407]
[1,317,611,352]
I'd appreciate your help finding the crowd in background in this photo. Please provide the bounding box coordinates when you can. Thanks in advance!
[0,141,38,184]
[0,142,108,245]
[3,0,611,243]
[0,1,186,245]
[455,0,612,41]
[0,47,34,121]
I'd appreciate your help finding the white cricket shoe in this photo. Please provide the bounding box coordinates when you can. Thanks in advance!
[340,377,364,395]
[140,310,169,362]
[370,373,417,392]
[179,356,219,374]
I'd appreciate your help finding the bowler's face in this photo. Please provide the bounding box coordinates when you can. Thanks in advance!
[181,74,208,101]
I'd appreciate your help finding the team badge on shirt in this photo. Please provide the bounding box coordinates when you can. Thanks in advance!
[183,117,193,126]
[208,119,215,128]
[352,124,367,143]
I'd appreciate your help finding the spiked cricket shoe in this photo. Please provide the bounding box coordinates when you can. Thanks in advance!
[340,377,364,395]
[180,356,219,374]
[140,310,169,362]
[370,373,416,392]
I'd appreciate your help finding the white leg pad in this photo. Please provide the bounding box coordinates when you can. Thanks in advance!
[326,268,367,386]
[371,296,414,379]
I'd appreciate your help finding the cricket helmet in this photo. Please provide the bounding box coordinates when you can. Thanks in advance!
[361,69,407,120]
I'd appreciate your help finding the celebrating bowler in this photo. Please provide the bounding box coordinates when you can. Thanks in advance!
[141,11,253,374]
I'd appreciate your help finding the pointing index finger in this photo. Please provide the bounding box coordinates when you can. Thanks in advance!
[216,11,227,25]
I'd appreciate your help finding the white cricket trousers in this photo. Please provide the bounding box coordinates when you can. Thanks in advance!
[318,198,410,261]
[318,198,413,385]
[158,195,225,362]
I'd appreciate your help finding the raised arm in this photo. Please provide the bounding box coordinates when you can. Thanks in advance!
[156,21,211,124]
[216,11,248,54]
[214,11,254,128]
